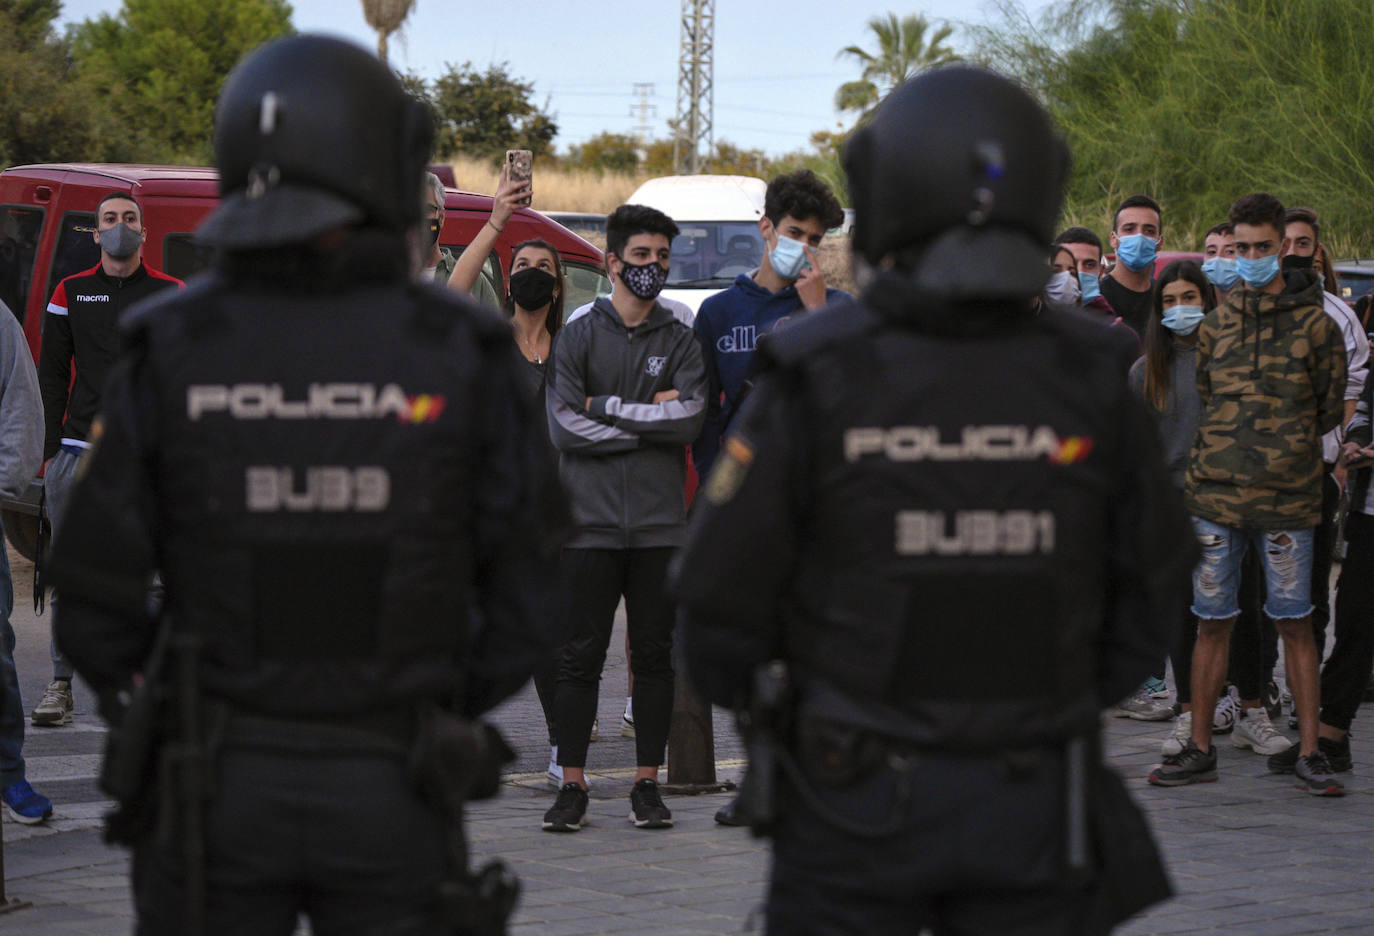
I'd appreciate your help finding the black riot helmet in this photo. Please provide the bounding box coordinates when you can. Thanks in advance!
[197,34,434,250]
[844,65,1069,300]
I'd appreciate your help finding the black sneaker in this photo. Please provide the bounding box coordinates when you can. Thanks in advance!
[542,782,588,832]
[629,778,673,828]
[714,795,746,827]
[1262,680,1282,721]
[1147,740,1218,786]
[1267,743,1299,774]
[1323,733,1353,772]
[1294,751,1345,797]
[1268,736,1351,774]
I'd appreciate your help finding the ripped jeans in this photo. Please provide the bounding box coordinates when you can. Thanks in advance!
[1190,517,1314,622]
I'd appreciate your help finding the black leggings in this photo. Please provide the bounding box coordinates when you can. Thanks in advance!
[1322,511,1374,732]
[555,547,675,769]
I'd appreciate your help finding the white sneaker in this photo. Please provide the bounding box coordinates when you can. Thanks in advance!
[1232,707,1293,756]
[546,746,563,789]
[1110,687,1174,721]
[1161,710,1193,756]
[30,679,73,727]
[1212,686,1239,735]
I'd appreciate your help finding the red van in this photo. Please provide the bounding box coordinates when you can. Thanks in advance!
[0,163,609,557]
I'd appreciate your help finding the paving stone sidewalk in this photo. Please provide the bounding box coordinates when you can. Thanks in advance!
[2,607,1372,934]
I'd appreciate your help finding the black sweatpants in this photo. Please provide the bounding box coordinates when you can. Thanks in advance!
[555,547,675,769]
[1322,511,1374,732]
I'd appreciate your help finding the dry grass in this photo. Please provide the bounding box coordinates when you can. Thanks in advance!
[444,155,642,213]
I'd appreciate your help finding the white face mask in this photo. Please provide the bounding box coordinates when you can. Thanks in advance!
[1044,270,1081,308]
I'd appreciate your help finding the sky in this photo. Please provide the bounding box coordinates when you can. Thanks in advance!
[55,0,1053,157]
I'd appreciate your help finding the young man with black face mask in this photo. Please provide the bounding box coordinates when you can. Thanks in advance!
[543,203,706,833]
[32,192,183,730]
[691,170,848,478]
[1101,193,1163,336]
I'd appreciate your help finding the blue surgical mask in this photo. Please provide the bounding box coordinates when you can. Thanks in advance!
[1044,270,1081,309]
[1201,256,1240,291]
[769,235,809,281]
[1236,252,1280,289]
[1161,304,1205,336]
[1079,272,1101,302]
[1115,233,1157,273]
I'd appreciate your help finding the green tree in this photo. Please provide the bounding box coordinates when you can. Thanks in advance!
[707,141,770,176]
[420,62,557,161]
[69,0,294,164]
[835,12,959,117]
[0,1,105,166]
[969,0,1374,254]
[565,132,640,173]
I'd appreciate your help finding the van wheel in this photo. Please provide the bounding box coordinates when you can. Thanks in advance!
[1,510,39,561]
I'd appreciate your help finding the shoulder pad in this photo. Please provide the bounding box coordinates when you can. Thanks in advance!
[755,301,880,371]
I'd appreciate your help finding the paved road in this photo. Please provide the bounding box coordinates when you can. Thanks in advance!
[2,544,1373,934]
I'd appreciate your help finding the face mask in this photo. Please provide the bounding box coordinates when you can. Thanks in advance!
[1161,304,1205,336]
[1201,257,1240,291]
[1237,252,1280,288]
[1281,253,1314,271]
[425,218,441,249]
[1079,272,1101,302]
[99,223,142,259]
[1114,233,1157,273]
[1044,270,1081,308]
[508,267,558,311]
[769,234,809,281]
[617,256,669,301]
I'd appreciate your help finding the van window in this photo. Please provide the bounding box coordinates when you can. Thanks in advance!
[44,212,101,310]
[562,261,611,320]
[0,206,45,324]
[668,222,762,287]
[163,234,216,281]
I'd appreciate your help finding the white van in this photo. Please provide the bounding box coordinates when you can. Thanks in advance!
[626,175,766,314]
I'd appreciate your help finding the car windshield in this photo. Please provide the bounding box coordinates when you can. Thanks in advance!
[1337,270,1374,304]
[667,221,763,286]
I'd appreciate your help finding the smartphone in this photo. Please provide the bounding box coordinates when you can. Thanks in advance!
[506,149,532,207]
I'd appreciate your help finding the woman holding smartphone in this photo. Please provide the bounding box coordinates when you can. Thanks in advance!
[448,162,531,304]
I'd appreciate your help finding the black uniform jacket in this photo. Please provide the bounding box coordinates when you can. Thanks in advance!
[47,250,566,721]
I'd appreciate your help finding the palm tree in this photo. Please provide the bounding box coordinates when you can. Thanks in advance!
[835,12,959,117]
[361,0,416,64]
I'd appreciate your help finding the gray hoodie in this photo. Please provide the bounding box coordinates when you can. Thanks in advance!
[547,296,706,548]
[0,302,43,499]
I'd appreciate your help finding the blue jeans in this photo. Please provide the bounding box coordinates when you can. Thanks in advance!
[0,519,27,788]
[1190,517,1315,622]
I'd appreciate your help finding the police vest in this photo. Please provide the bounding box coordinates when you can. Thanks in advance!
[763,302,1134,751]
[127,276,508,718]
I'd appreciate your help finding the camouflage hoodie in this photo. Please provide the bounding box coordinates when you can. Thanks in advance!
[1185,270,1345,529]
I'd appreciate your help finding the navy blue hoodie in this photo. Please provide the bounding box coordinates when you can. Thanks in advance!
[692,273,850,475]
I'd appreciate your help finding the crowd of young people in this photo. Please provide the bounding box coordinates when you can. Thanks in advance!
[1046,193,1371,797]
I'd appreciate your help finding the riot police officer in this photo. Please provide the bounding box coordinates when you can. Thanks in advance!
[47,35,562,935]
[672,66,1197,935]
